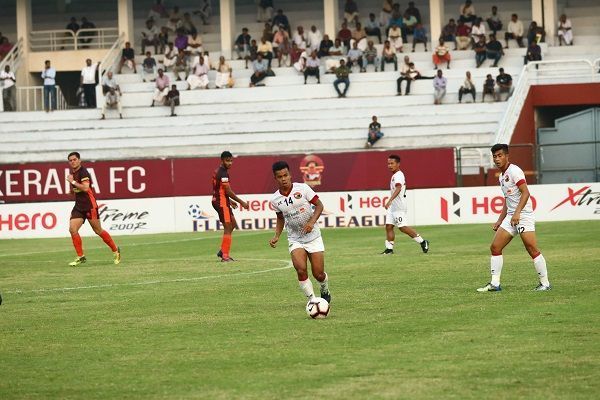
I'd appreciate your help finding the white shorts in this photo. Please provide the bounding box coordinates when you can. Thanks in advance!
[499,213,535,236]
[288,236,325,254]
[385,209,407,227]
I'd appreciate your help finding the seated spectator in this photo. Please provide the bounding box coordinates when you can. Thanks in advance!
[363,40,379,72]
[441,19,457,50]
[344,0,359,26]
[165,84,180,116]
[366,116,384,148]
[524,41,542,65]
[486,6,502,35]
[101,71,120,95]
[187,56,209,90]
[166,6,183,33]
[64,17,79,48]
[151,68,170,106]
[380,0,394,28]
[101,88,122,120]
[118,42,136,73]
[247,39,258,69]
[527,21,544,45]
[458,70,476,103]
[337,22,352,49]
[381,40,398,71]
[194,0,212,25]
[215,56,234,89]
[79,17,96,47]
[293,26,307,50]
[163,42,177,71]
[333,59,350,98]
[403,12,418,37]
[346,41,364,72]
[388,4,404,30]
[235,28,252,60]
[351,22,367,51]
[292,43,308,73]
[142,51,157,82]
[271,8,289,32]
[433,69,447,105]
[317,34,334,58]
[412,23,428,52]
[365,13,382,44]
[505,14,524,48]
[257,37,274,68]
[433,39,451,69]
[158,27,169,53]
[558,14,573,46]
[186,30,203,53]
[0,37,13,60]
[325,39,347,72]
[141,19,160,55]
[495,67,512,101]
[388,24,403,53]
[397,61,431,95]
[148,0,168,20]
[405,1,422,23]
[458,0,477,25]
[482,73,495,102]
[471,19,486,45]
[262,22,274,43]
[304,51,320,84]
[486,34,503,67]
[307,26,323,54]
[172,49,189,80]
[273,26,290,66]
[250,53,269,87]
[456,20,472,50]
[474,35,487,67]
[174,29,189,52]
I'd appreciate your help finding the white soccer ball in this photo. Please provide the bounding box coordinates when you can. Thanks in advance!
[188,204,203,220]
[306,297,330,319]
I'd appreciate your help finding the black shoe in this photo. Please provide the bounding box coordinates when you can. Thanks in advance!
[320,289,331,303]
[381,249,394,255]
[420,240,429,253]
[221,256,235,262]
[217,250,223,259]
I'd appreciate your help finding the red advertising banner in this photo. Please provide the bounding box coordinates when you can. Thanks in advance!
[0,148,455,203]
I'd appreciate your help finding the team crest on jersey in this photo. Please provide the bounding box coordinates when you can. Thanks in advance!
[293,192,302,199]
[505,175,510,182]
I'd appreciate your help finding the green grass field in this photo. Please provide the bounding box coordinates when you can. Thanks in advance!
[1,221,599,399]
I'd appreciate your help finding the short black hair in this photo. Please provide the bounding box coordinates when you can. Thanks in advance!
[221,151,233,159]
[388,154,401,163]
[272,161,289,174]
[499,67,505,73]
[491,143,509,154]
[68,151,80,160]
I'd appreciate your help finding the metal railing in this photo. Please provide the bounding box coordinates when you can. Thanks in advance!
[16,86,68,111]
[30,28,119,51]
[95,33,126,106]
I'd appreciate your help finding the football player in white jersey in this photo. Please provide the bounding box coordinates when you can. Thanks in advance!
[382,154,430,254]
[269,161,331,304]
[477,144,551,292]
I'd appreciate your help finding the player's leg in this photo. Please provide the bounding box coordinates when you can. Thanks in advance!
[382,208,396,254]
[68,214,86,266]
[398,224,429,253]
[290,247,315,301]
[519,226,551,290]
[88,212,121,264]
[478,222,513,291]
[307,237,330,302]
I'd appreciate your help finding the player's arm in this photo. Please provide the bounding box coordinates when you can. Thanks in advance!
[66,175,90,192]
[269,212,285,248]
[493,202,507,231]
[224,184,248,209]
[511,181,530,226]
[302,198,324,234]
[384,185,402,209]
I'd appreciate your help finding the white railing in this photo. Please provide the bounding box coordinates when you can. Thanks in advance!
[494,59,598,145]
[16,86,68,111]
[30,28,119,51]
[0,37,24,73]
[95,33,126,107]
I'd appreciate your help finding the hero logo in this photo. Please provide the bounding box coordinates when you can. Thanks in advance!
[0,212,57,231]
[340,194,390,211]
[98,204,148,232]
[440,193,537,222]
[440,192,461,222]
[551,186,600,213]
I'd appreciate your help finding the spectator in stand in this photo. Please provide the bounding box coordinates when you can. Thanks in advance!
[396,55,411,94]
[141,19,160,55]
[291,42,306,72]
[172,49,189,80]
[307,25,323,54]
[380,0,394,28]
[273,26,290,66]
[1,65,16,111]
[486,34,503,67]
[250,53,269,87]
[80,59,99,108]
[66,16,80,33]
[215,56,234,88]
[247,39,258,69]
[486,6,502,35]
[364,40,379,72]
[441,19,457,50]
[235,28,252,60]
[257,1,274,24]
[148,0,168,20]
[344,0,359,27]
[151,69,170,106]
[406,1,422,23]
[174,29,189,52]
[412,23,428,52]
[272,9,290,33]
[41,60,57,112]
[258,37,274,68]
[325,38,346,72]
[366,116,384,148]
[338,21,353,49]
[474,35,487,67]
[558,14,573,46]
[458,70,476,103]
[433,69,447,105]
[347,41,364,72]
[397,61,430,95]
[79,17,96,47]
[142,51,157,82]
[165,84,179,116]
[292,26,307,50]
[495,67,512,101]
[456,20,472,50]
[186,56,209,90]
[187,30,203,54]
[505,14,525,48]
[381,40,398,71]
[388,23,403,53]
[158,26,169,53]
[433,39,451,69]
[163,42,177,71]
[101,71,120,94]
[482,73,495,102]
[365,14,382,44]
[351,22,368,51]
[194,0,212,25]
[403,12,418,38]
[181,12,196,34]
[0,37,13,61]
[262,22,274,43]
[527,21,545,45]
[388,4,404,31]
[524,41,542,65]
[459,0,477,25]
[304,51,321,84]
[100,88,122,120]
[318,34,334,58]
[471,19,486,46]
[333,59,350,98]
[166,6,183,33]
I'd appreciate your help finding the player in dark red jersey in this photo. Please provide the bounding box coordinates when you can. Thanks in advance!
[212,151,249,262]
[66,152,121,266]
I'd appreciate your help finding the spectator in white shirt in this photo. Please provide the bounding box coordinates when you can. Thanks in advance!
[458,0,476,25]
[0,64,16,111]
[346,41,364,72]
[433,69,447,105]
[101,71,120,94]
[381,40,398,71]
[458,70,476,103]
[307,25,323,54]
[41,60,57,112]
[304,51,321,84]
[151,69,170,106]
[215,56,234,88]
[101,88,122,119]
[558,14,573,46]
[186,30,203,54]
[163,42,177,71]
[186,56,209,90]
[505,14,524,48]
[471,19,486,45]
[141,19,160,55]
[292,26,307,50]
[388,24,403,53]
[365,13,382,44]
[80,58,99,108]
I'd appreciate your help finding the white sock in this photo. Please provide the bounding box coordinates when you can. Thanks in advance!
[533,254,550,286]
[490,255,503,287]
[413,235,424,244]
[317,273,329,294]
[299,278,315,300]
[385,240,394,250]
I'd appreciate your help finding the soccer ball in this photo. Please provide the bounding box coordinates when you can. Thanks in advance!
[187,204,204,220]
[306,297,330,319]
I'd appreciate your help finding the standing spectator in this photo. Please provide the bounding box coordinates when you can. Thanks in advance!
[495,68,513,101]
[79,17,96,47]
[441,19,457,50]
[366,116,384,147]
[118,42,137,73]
[186,56,209,90]
[337,22,352,49]
[333,59,350,98]
[165,84,179,116]
[41,60,57,112]
[163,42,177,71]
[458,0,477,25]
[433,69,447,105]
[456,20,472,50]
[318,34,334,58]
[363,40,379,72]
[101,71,120,94]
[381,40,398,71]
[272,9,290,33]
[80,59,99,108]
[412,23,428,52]
[380,0,394,28]
[250,53,269,87]
[141,19,160,55]
[405,1,422,24]
[307,25,323,54]
[471,19,486,45]
[433,39,451,69]
[304,51,320,84]
[474,35,487,67]
[235,28,252,60]
[344,0,359,26]
[558,14,573,46]
[194,0,212,25]
[486,34,503,67]
[151,68,170,106]
[257,1,274,24]
[365,13,382,44]
[486,6,503,35]
[100,88,122,119]
[347,41,364,72]
[148,0,168,20]
[525,41,542,65]
[505,14,524,48]
[142,51,157,82]
[482,73,495,102]
[257,37,274,68]
[458,71,476,103]
[215,56,234,89]
[351,22,367,51]
[0,65,16,111]
[388,23,403,53]
[174,29,189,52]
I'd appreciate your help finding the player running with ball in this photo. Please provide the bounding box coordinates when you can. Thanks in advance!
[268,161,331,305]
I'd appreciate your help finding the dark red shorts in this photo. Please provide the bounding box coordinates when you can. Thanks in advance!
[71,207,99,221]
[212,202,233,224]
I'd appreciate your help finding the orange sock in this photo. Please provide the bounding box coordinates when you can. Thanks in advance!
[71,232,84,256]
[99,230,118,252]
[221,233,232,258]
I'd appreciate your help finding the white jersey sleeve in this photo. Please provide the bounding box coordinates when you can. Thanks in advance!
[389,170,407,212]
[500,164,533,214]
